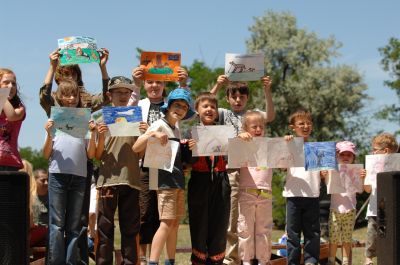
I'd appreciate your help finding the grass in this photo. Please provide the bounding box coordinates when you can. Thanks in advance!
[90,224,376,265]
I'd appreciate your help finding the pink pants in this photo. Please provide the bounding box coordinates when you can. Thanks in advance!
[237,190,273,264]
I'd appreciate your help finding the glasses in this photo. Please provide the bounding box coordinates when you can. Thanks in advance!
[294,122,313,128]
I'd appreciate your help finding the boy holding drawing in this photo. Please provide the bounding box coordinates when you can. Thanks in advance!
[284,109,322,265]
[94,76,141,265]
[363,133,398,265]
[186,92,231,265]
[132,88,195,265]
[210,75,274,265]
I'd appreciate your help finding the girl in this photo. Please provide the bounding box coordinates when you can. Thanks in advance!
[237,110,273,265]
[43,80,96,265]
[0,68,26,171]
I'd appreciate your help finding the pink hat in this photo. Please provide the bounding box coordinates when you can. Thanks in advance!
[336,141,356,155]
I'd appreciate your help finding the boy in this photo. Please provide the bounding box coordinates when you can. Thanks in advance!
[363,133,398,265]
[284,109,321,265]
[187,92,231,264]
[132,88,195,265]
[95,76,141,265]
[211,75,274,265]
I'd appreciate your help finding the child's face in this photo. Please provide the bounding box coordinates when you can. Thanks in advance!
[290,117,313,139]
[63,71,78,82]
[245,116,265,137]
[144,80,165,101]
[107,88,131,107]
[168,100,189,121]
[337,151,355,164]
[0,73,17,100]
[59,92,79,107]
[196,99,217,125]
[226,91,248,113]
[372,142,392,154]
[35,172,48,192]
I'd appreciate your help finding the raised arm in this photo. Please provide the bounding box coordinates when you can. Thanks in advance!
[94,123,108,160]
[2,101,25,121]
[262,76,275,123]
[177,67,189,88]
[42,120,54,159]
[40,49,60,117]
[86,121,97,159]
[210,75,229,95]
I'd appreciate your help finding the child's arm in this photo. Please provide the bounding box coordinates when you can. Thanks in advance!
[40,49,60,117]
[86,121,97,159]
[2,101,25,121]
[44,49,60,86]
[132,130,168,153]
[177,67,189,88]
[363,168,372,193]
[94,123,108,160]
[99,48,110,81]
[210,75,229,95]
[42,120,54,159]
[262,76,275,123]
[129,66,145,106]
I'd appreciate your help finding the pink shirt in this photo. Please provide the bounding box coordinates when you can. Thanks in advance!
[330,192,357,213]
[0,110,24,169]
[239,166,272,190]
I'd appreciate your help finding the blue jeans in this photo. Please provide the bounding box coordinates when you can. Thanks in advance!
[48,173,86,265]
[286,197,320,265]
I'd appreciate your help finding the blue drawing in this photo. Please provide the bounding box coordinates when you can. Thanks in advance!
[102,106,142,125]
[50,107,91,138]
[304,141,337,171]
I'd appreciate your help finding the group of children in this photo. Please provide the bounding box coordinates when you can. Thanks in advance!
[0,47,398,265]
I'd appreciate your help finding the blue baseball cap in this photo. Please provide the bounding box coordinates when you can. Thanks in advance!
[160,88,195,120]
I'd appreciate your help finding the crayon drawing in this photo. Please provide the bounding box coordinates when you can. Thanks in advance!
[266,137,304,168]
[50,107,91,138]
[102,106,142,136]
[228,137,268,168]
[0,87,11,113]
[365,153,400,187]
[191,125,235,156]
[327,164,364,194]
[225,53,264,81]
[140,51,181,81]
[143,137,179,173]
[58,36,100,65]
[304,142,337,171]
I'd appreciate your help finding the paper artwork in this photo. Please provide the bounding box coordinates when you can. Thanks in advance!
[58,36,100,65]
[140,51,181,81]
[102,106,142,136]
[228,137,268,168]
[50,107,91,138]
[143,137,179,173]
[304,142,337,171]
[191,125,236,156]
[225,53,264,81]
[266,137,304,168]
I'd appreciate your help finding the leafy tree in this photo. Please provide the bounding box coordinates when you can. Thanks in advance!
[376,37,400,134]
[20,147,48,170]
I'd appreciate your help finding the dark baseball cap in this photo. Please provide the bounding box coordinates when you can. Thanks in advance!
[108,76,135,91]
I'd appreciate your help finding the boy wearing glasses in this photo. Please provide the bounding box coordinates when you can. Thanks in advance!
[210,75,275,265]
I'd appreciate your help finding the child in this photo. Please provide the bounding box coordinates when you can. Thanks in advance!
[132,88,195,265]
[325,141,366,265]
[187,92,231,265]
[130,65,189,264]
[42,80,96,265]
[0,68,26,171]
[283,109,321,265]
[210,75,274,265]
[94,76,141,265]
[40,48,110,117]
[237,110,273,265]
[363,133,398,265]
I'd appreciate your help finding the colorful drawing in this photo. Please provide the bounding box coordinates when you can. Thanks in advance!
[0,87,11,113]
[50,107,91,138]
[327,164,364,194]
[140,51,181,81]
[143,137,179,173]
[266,137,304,168]
[304,142,337,171]
[58,36,100,65]
[365,153,400,187]
[191,125,236,156]
[225,53,264,81]
[228,137,268,168]
[102,106,142,136]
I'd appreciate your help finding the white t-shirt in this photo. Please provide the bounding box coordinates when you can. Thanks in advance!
[283,167,321,198]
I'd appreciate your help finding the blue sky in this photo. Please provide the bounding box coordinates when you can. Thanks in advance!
[1,0,399,150]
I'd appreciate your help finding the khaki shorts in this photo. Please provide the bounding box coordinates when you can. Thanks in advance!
[157,189,185,220]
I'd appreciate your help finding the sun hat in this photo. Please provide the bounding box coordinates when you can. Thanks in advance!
[108,76,135,91]
[160,88,195,120]
[336,141,356,155]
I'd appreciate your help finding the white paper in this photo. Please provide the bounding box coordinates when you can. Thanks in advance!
[266,137,304,168]
[327,164,364,194]
[225,53,264,81]
[191,125,236,156]
[365,153,400,187]
[143,137,179,172]
[228,137,268,168]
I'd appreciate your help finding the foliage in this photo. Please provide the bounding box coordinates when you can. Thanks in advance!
[20,147,48,170]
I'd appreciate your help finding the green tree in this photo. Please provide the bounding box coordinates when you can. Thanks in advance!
[376,37,400,134]
[20,147,48,170]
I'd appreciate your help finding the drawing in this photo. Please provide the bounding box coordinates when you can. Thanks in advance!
[143,137,179,173]
[365,153,400,187]
[225,53,264,81]
[304,142,337,171]
[140,51,181,81]
[102,106,142,136]
[191,125,236,156]
[58,36,100,66]
[0,87,11,113]
[266,137,304,168]
[327,164,364,194]
[50,106,91,138]
[228,137,268,168]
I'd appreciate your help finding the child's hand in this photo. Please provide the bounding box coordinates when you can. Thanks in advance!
[320,170,328,179]
[216,75,229,86]
[359,169,367,180]
[97,123,109,135]
[132,66,145,87]
[177,67,188,87]
[187,139,196,150]
[88,121,97,132]
[139,122,149,134]
[238,132,252,141]
[284,135,294,141]
[261,76,272,91]
[153,131,168,146]
[49,49,60,69]
[99,48,109,67]
[45,119,54,135]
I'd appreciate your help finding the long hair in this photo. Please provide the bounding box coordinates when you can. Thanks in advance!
[0,68,23,108]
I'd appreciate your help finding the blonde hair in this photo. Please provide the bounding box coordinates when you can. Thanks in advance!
[372,132,399,153]
[289,109,312,125]
[0,68,23,107]
[55,80,80,106]
[19,159,35,227]
[242,110,266,131]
